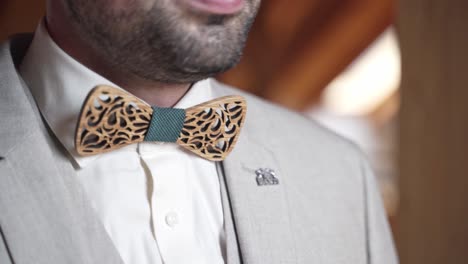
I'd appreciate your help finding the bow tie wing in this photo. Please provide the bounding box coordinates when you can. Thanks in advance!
[177,96,247,161]
[75,85,153,156]
[75,85,247,161]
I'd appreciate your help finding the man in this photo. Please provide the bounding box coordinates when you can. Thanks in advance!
[0,0,398,263]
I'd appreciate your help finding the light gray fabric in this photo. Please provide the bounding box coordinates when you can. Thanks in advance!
[217,162,242,264]
[0,35,398,264]
[0,224,13,264]
[211,79,398,264]
[0,35,124,264]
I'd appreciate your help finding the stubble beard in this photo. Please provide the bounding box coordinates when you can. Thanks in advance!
[65,0,259,84]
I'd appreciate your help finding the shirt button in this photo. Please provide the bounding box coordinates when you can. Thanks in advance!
[165,212,179,228]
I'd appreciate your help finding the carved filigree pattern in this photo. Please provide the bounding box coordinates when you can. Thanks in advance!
[75,85,152,156]
[178,96,247,161]
[75,85,247,161]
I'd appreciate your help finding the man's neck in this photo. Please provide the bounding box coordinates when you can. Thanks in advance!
[45,14,191,107]
[115,80,192,108]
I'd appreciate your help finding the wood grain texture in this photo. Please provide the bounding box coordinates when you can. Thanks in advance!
[75,86,152,156]
[179,95,247,161]
[397,0,468,263]
[75,85,246,161]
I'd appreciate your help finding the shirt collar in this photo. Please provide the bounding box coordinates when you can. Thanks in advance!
[19,20,214,169]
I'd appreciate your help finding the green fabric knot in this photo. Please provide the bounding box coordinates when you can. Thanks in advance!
[144,107,186,142]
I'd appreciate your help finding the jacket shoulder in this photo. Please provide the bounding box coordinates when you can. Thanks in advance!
[212,79,364,160]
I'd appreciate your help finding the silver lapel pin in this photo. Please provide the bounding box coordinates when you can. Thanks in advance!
[255,168,279,186]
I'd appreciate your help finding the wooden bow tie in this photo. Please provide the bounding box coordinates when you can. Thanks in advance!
[75,85,247,161]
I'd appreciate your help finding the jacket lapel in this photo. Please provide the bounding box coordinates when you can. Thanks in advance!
[0,36,123,264]
[212,81,297,263]
[217,161,242,264]
[0,132,124,264]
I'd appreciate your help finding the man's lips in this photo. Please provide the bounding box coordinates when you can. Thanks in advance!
[184,0,245,15]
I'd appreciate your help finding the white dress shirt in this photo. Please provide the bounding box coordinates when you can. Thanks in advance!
[19,21,226,264]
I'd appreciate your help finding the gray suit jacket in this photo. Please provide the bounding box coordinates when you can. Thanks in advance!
[0,35,398,264]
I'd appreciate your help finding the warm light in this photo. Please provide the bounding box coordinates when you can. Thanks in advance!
[321,27,401,115]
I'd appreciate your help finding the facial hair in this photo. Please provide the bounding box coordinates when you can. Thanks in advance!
[65,0,260,83]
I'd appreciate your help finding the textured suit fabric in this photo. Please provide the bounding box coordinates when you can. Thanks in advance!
[0,227,11,263]
[0,35,398,264]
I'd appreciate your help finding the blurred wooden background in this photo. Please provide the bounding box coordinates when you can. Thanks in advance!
[0,0,394,111]
[220,0,395,110]
[397,0,468,263]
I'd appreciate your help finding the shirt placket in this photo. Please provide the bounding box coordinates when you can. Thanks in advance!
[139,142,200,263]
